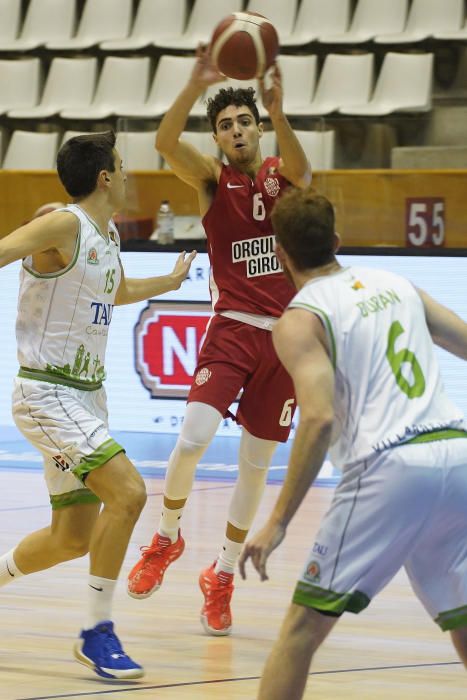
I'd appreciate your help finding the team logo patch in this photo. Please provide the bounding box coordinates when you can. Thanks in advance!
[352,280,365,290]
[305,561,321,583]
[52,454,71,472]
[87,247,99,264]
[195,367,212,386]
[264,177,280,197]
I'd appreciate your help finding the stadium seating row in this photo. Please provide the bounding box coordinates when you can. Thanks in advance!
[0,128,336,171]
[0,0,466,52]
[0,51,434,120]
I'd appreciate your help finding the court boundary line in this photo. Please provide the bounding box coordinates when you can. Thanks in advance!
[16,661,463,700]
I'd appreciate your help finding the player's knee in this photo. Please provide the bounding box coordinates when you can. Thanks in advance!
[284,604,335,656]
[120,478,147,521]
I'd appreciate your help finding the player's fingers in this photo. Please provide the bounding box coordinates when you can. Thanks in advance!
[258,552,269,582]
[238,548,250,580]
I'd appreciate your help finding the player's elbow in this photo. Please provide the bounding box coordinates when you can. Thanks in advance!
[155,132,176,156]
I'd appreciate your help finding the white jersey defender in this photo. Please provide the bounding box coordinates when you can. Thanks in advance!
[290,265,464,469]
[290,265,467,629]
[16,204,121,390]
[13,204,124,508]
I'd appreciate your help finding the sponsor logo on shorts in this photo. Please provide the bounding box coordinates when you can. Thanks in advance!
[88,424,105,440]
[305,561,321,583]
[312,542,328,557]
[53,454,71,472]
[264,177,280,197]
[195,367,212,386]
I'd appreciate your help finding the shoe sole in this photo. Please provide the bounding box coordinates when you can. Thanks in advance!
[73,643,145,679]
[127,583,160,600]
[200,613,232,636]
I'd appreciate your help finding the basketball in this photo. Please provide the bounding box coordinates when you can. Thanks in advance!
[210,12,279,81]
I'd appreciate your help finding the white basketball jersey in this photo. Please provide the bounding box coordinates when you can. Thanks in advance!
[16,204,121,390]
[289,266,464,469]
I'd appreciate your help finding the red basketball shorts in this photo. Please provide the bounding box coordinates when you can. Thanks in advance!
[188,314,295,442]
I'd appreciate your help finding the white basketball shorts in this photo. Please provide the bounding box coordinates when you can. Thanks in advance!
[293,437,467,631]
[12,377,124,509]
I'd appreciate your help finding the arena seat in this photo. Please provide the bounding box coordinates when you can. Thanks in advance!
[100,0,187,51]
[294,129,335,170]
[278,55,318,116]
[3,131,59,170]
[340,52,433,116]
[375,0,464,44]
[286,53,374,116]
[282,0,351,46]
[8,58,97,120]
[60,57,150,120]
[121,55,200,119]
[47,0,131,50]
[116,131,162,170]
[0,0,22,44]
[0,59,41,116]
[320,0,408,45]
[154,0,242,50]
[0,0,75,50]
[246,0,298,41]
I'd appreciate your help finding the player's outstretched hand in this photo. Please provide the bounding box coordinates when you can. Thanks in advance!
[238,520,286,582]
[191,44,226,89]
[259,62,283,118]
[170,250,197,289]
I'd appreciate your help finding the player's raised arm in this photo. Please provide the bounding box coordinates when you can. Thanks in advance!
[155,45,225,188]
[0,211,78,269]
[417,287,467,360]
[259,64,311,189]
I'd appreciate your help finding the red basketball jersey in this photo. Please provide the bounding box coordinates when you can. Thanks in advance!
[202,156,295,316]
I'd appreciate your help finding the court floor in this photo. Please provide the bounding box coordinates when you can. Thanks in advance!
[0,430,465,699]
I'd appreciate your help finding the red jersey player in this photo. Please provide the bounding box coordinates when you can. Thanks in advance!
[128,46,312,635]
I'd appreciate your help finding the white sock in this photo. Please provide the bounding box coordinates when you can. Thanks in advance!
[215,538,243,576]
[0,548,25,587]
[159,505,184,543]
[84,575,117,630]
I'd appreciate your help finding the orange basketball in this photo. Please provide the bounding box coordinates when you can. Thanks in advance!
[210,12,279,80]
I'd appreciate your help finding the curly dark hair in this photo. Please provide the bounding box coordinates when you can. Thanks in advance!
[206,87,260,132]
[57,130,116,200]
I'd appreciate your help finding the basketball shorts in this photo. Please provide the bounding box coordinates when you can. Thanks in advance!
[293,437,467,631]
[188,314,295,442]
[12,377,124,509]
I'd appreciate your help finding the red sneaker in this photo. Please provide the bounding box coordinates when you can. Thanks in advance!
[199,563,234,636]
[127,531,185,599]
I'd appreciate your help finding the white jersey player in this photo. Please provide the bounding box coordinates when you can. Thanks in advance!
[0,131,195,680]
[240,187,467,700]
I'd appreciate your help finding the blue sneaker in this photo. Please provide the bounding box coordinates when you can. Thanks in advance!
[74,621,144,679]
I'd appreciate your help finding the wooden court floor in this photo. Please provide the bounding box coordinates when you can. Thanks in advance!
[0,469,465,700]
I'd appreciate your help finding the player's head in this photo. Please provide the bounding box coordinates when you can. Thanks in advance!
[272,187,339,275]
[207,87,263,166]
[57,131,126,208]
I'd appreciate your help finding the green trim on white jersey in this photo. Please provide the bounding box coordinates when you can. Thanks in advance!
[18,366,103,391]
[288,301,337,369]
[72,438,125,482]
[21,216,81,279]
